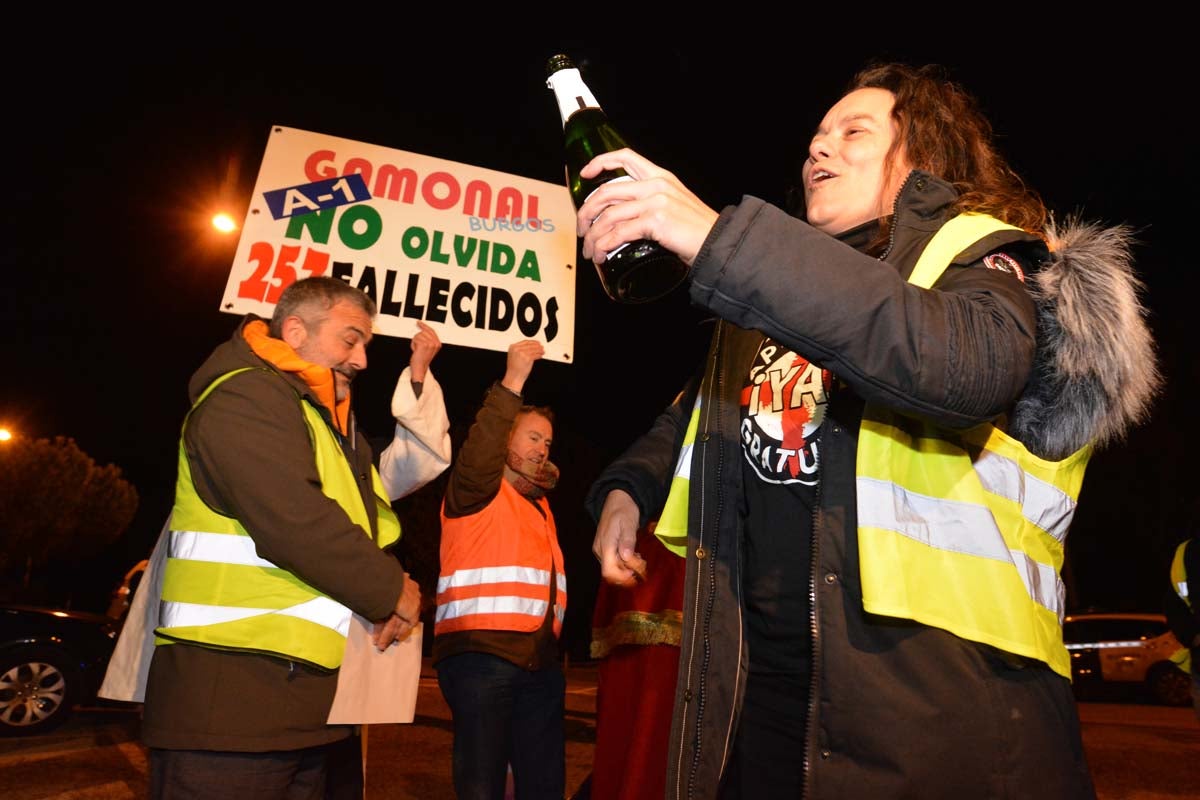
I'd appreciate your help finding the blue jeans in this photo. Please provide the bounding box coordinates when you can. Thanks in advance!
[436,652,566,800]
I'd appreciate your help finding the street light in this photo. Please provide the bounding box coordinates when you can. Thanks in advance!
[0,427,13,442]
[212,212,238,234]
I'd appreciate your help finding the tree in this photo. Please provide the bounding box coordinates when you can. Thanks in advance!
[0,436,139,587]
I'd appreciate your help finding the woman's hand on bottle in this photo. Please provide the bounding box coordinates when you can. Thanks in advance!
[576,148,719,268]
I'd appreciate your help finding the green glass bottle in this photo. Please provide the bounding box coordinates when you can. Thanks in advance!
[545,54,689,304]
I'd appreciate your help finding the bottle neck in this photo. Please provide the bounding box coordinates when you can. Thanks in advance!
[546,67,601,129]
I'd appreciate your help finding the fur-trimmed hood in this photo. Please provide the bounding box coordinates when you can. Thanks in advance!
[1009,216,1161,460]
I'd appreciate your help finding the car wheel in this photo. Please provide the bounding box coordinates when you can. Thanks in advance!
[0,648,80,736]
[1145,662,1192,707]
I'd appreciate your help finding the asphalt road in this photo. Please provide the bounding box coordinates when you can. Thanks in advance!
[1,660,1197,800]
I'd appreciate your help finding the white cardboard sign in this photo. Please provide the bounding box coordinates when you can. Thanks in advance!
[220,126,578,363]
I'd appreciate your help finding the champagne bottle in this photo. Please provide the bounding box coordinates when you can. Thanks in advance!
[545,53,689,304]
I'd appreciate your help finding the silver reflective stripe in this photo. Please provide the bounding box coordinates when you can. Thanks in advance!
[1177,580,1190,600]
[437,565,552,594]
[160,595,352,636]
[435,596,548,623]
[1065,640,1147,651]
[972,450,1077,543]
[170,529,275,568]
[557,573,568,593]
[1011,550,1066,623]
[858,478,1009,560]
[673,440,695,480]
[857,478,1063,617]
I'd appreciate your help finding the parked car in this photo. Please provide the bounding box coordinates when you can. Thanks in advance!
[1063,611,1191,706]
[0,603,121,735]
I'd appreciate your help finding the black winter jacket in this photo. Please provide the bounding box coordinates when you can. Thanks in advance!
[586,172,1159,799]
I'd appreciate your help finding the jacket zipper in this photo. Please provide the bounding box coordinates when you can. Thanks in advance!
[801,169,910,792]
[879,170,919,262]
[802,410,825,800]
[677,322,727,800]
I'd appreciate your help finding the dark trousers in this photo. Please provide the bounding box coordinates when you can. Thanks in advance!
[324,732,366,800]
[718,671,809,799]
[149,740,354,800]
[436,651,566,800]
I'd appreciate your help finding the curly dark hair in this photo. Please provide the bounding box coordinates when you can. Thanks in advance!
[849,62,1047,234]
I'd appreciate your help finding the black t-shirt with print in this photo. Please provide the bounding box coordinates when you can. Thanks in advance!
[738,331,831,675]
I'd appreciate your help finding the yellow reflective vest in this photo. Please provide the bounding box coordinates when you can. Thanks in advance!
[857,214,1089,679]
[658,213,1089,679]
[654,394,701,556]
[156,368,401,669]
[1169,540,1193,674]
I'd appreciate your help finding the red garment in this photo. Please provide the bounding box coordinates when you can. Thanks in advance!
[589,526,686,800]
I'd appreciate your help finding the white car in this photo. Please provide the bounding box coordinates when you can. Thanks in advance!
[1063,612,1191,706]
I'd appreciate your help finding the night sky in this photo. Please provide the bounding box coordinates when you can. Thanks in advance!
[3,23,1193,651]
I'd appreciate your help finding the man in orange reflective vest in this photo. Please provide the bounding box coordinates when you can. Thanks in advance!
[434,338,567,800]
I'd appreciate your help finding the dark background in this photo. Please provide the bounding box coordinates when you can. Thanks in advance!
[2,23,1193,656]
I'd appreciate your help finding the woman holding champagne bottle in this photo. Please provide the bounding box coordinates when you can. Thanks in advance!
[581,61,1159,800]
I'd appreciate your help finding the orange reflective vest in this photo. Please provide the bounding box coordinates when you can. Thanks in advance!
[436,479,567,637]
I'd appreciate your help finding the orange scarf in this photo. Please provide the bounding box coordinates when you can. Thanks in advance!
[242,320,352,435]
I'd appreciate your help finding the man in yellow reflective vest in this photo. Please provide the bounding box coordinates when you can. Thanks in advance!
[1166,537,1200,720]
[138,277,452,800]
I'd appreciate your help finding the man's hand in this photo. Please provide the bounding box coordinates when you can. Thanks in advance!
[500,339,545,395]
[594,489,648,587]
[371,573,422,651]
[408,321,442,383]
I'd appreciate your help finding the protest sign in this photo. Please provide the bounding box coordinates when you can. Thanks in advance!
[220,126,577,363]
